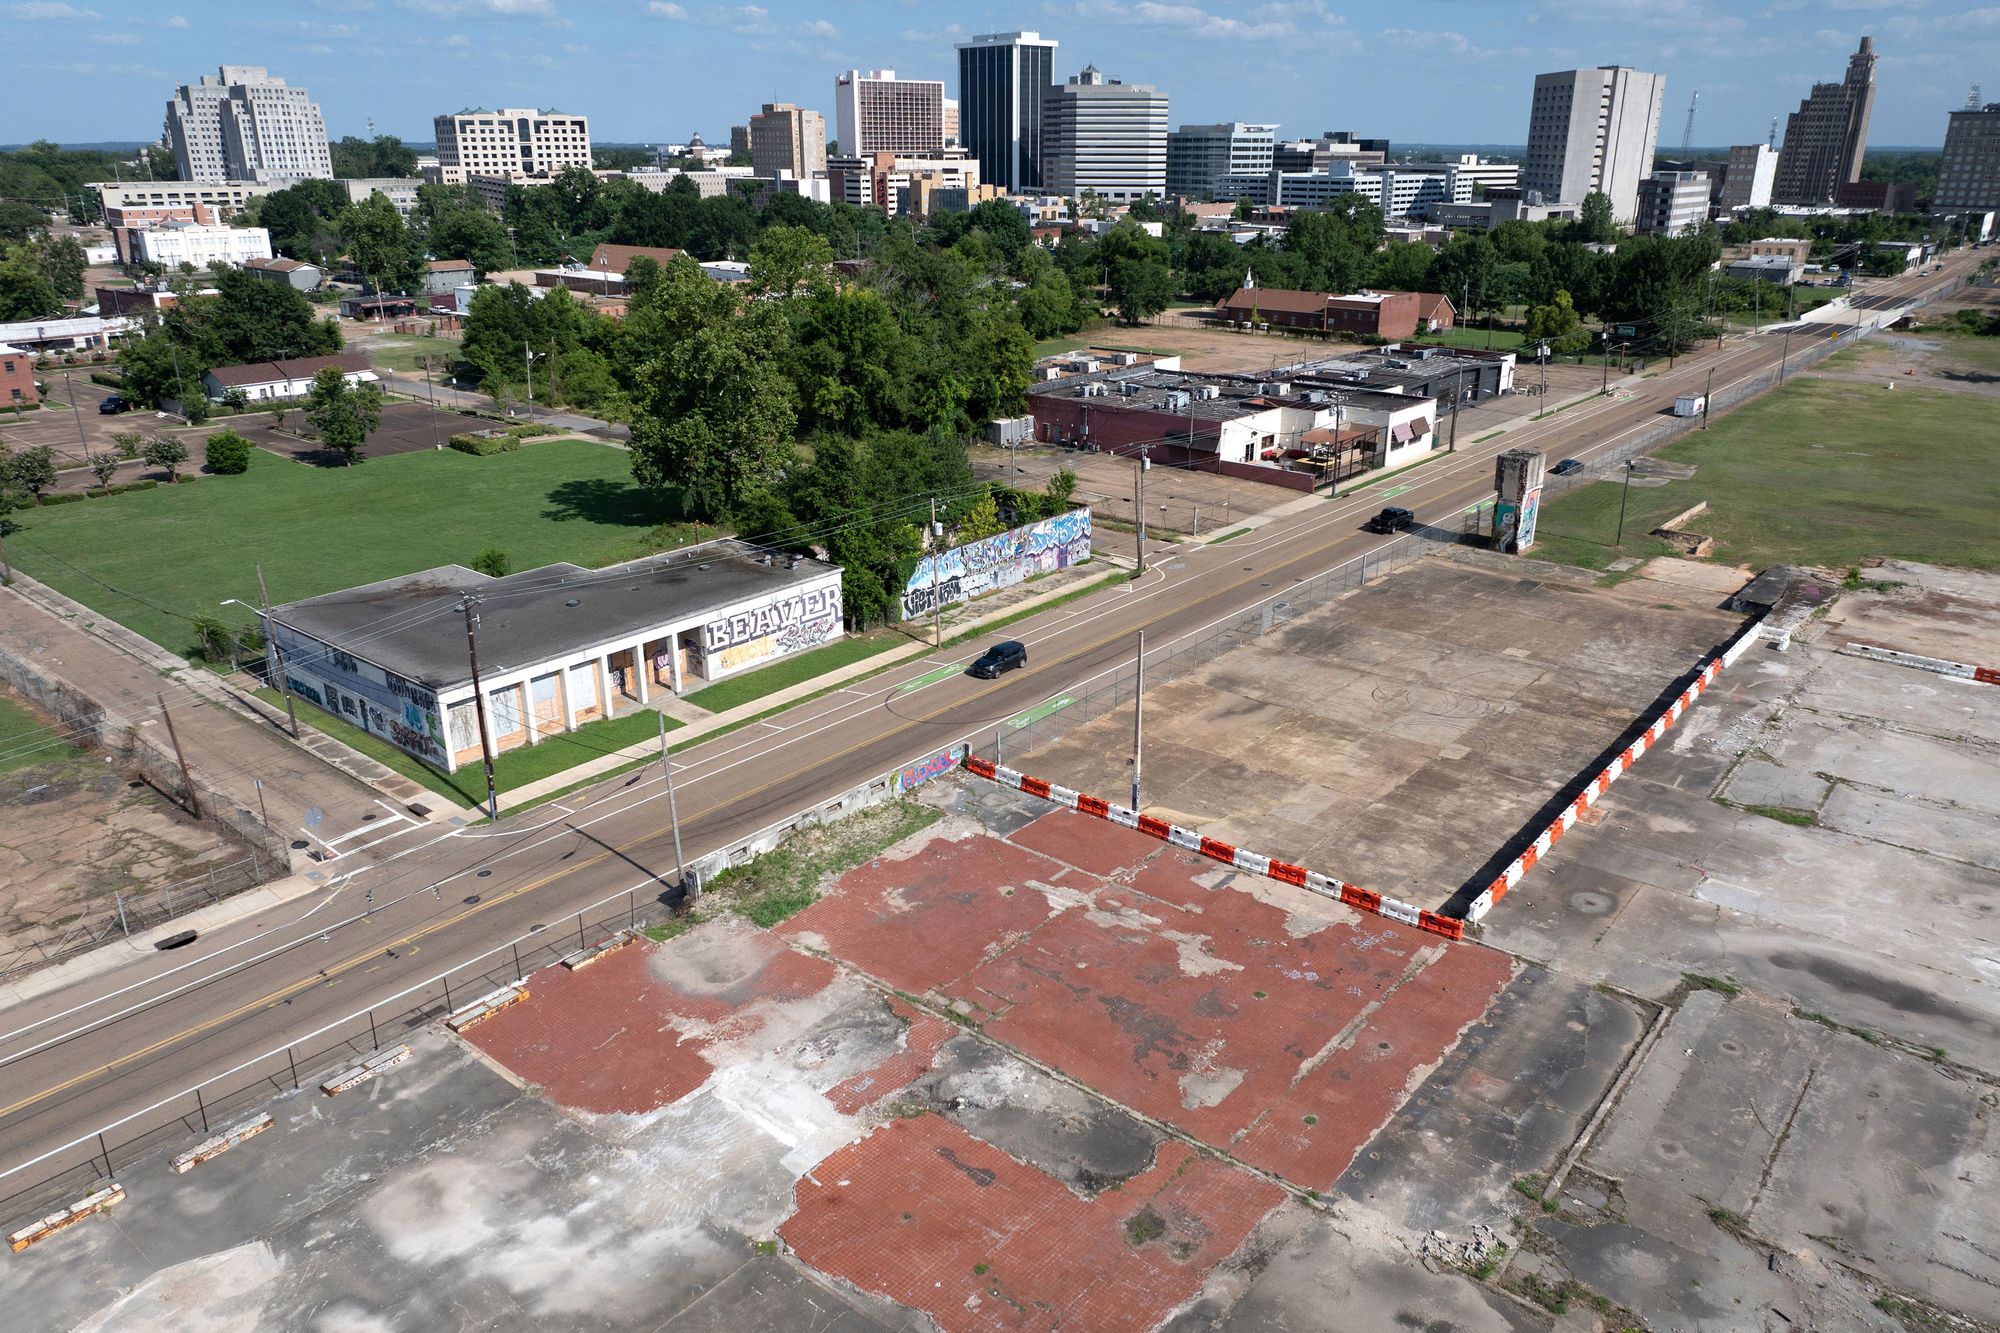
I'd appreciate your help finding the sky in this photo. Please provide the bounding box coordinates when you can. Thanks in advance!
[3,0,1993,150]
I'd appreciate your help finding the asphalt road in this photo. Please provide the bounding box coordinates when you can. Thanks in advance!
[0,250,1978,1205]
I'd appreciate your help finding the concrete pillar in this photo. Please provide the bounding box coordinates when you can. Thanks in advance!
[560,668,577,732]
[516,684,538,746]
[669,630,685,694]
[632,642,650,704]
[597,655,614,717]
[476,688,500,761]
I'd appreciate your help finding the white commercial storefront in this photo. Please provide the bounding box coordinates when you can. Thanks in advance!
[264,544,843,774]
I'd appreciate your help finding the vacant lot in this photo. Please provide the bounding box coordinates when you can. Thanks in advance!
[5,441,706,658]
[1531,375,2000,572]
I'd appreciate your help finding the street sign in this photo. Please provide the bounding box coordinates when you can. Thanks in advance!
[1616,325,1637,337]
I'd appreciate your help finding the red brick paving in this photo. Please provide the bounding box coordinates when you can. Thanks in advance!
[463,932,836,1114]
[782,1115,1284,1333]
[826,996,959,1115]
[778,833,1066,995]
[1008,809,1164,878]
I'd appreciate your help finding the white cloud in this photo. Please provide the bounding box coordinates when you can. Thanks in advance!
[87,29,141,42]
[647,1,687,15]
[399,0,552,16]
[166,13,188,25]
[9,2,101,18]
[1068,0,1315,40]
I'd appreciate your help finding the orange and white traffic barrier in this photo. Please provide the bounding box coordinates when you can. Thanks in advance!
[961,756,1466,941]
[8,1185,125,1253]
[170,1113,274,1174]
[1840,642,2000,686]
[321,1043,413,1096]
[1462,625,1761,924]
[443,982,527,1034]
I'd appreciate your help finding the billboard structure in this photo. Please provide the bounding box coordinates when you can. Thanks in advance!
[1492,448,1547,554]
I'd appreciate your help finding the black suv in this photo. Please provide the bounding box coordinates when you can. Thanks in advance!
[968,641,1027,679]
[98,395,125,414]
[1362,506,1415,534]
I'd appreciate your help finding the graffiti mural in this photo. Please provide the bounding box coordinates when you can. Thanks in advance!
[898,742,966,792]
[700,579,844,679]
[270,622,448,768]
[901,508,1093,622]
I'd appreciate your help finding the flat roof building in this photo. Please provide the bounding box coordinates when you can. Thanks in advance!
[1040,66,1169,202]
[1937,103,2000,211]
[433,107,593,184]
[1166,122,1275,201]
[1635,171,1710,236]
[956,31,1058,192]
[1523,66,1665,223]
[835,70,946,157]
[265,543,844,775]
[749,102,827,181]
[165,66,332,184]
[1722,144,1778,210]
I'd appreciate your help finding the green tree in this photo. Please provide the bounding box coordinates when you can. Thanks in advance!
[303,368,384,466]
[747,224,835,299]
[204,430,251,474]
[425,202,512,278]
[625,254,797,518]
[142,434,188,482]
[0,245,59,320]
[340,192,418,292]
[1522,290,1590,354]
[1371,240,1436,293]
[1574,191,1617,246]
[111,430,145,460]
[87,452,120,492]
[7,443,57,498]
[955,492,1006,542]
[471,545,512,578]
[1100,221,1174,325]
[330,134,419,180]
[1284,198,1384,293]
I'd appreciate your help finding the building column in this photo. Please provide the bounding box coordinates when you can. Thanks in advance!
[631,642,650,704]
[560,670,577,732]
[669,630,685,694]
[476,688,500,762]
[516,684,538,746]
[597,655,615,717]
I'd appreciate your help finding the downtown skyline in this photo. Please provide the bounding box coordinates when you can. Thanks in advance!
[3,1,1992,150]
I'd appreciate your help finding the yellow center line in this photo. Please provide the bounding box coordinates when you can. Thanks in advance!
[1,362,1775,1124]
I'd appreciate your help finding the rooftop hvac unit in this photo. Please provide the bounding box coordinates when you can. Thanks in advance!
[1118,381,1140,396]
[1305,389,1328,404]
[1164,391,1190,410]
[1079,382,1104,397]
[1257,381,1291,396]
[1109,351,1139,366]
[1194,384,1221,401]
[1382,358,1409,369]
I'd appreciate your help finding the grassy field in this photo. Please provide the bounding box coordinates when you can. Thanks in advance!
[682,631,904,714]
[6,442,710,659]
[256,687,679,807]
[1531,376,2000,572]
[356,334,464,375]
[0,693,87,775]
[1407,325,1527,352]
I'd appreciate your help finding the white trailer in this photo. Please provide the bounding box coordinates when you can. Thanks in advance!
[1672,393,1706,418]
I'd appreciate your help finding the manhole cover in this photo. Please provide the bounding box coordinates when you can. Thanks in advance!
[477,869,492,878]
[463,895,480,905]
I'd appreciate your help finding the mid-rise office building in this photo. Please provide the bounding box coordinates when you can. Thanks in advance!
[1218,161,1468,217]
[956,30,1059,192]
[1387,154,1519,196]
[1721,144,1778,209]
[131,221,274,270]
[1635,171,1710,236]
[432,107,593,184]
[749,103,826,180]
[826,152,981,216]
[1936,102,2000,211]
[1773,37,1877,205]
[834,70,946,156]
[1166,123,1276,199]
[1039,66,1168,202]
[1274,132,1389,173]
[1522,65,1665,223]
[165,66,332,184]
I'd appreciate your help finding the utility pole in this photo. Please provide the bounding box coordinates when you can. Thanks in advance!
[1133,451,1149,574]
[1779,323,1793,382]
[460,596,499,821]
[256,564,300,739]
[157,692,199,818]
[1449,364,1464,451]
[1601,328,1611,393]
[658,711,687,895]
[1615,460,1636,546]
[930,497,943,648]
[1702,366,1713,428]
[1130,630,1144,812]
[1534,344,1549,419]
[523,342,534,423]
[0,523,12,585]
[63,371,88,457]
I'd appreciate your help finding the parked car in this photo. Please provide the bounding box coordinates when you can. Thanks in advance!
[97,395,125,414]
[968,641,1027,679]
[1551,458,1585,476]
[1362,506,1415,534]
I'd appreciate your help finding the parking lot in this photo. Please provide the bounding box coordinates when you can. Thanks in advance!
[2,371,163,468]
[183,400,476,467]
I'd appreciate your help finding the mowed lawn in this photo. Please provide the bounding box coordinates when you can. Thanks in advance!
[6,441,704,656]
[1532,376,2000,572]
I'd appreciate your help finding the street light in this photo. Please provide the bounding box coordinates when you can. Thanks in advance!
[1614,459,1637,546]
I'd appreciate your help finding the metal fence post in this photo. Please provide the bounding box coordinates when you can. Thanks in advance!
[627,889,635,930]
[512,942,523,979]
[98,1132,114,1180]
[367,1009,379,1052]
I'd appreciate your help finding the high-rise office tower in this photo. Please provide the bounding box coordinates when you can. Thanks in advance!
[165,66,333,184]
[1522,66,1665,223]
[955,31,1058,192]
[834,70,945,156]
[1721,144,1779,209]
[432,107,593,183]
[1773,37,1877,204]
[1038,67,1169,201]
[1166,123,1277,199]
[749,103,827,179]
[1937,101,2000,211]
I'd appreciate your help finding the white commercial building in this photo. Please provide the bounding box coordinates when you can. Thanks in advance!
[92,179,285,219]
[1166,123,1276,200]
[264,544,844,775]
[956,31,1059,192]
[1040,66,1169,202]
[1635,171,1711,236]
[835,69,946,156]
[1218,161,1467,217]
[131,222,274,270]
[341,177,425,217]
[432,107,593,184]
[1523,65,1665,223]
[1389,154,1519,196]
[165,66,333,184]
[1721,144,1778,210]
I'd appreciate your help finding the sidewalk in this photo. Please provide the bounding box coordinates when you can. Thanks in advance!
[493,559,1135,810]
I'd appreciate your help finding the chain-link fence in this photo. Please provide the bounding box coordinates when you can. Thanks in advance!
[0,854,269,984]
